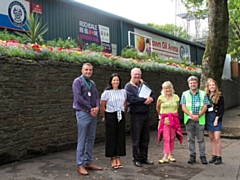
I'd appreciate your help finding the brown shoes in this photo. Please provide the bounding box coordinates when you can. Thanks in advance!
[111,157,118,169]
[78,163,102,175]
[77,166,88,175]
[84,163,103,170]
[116,157,123,168]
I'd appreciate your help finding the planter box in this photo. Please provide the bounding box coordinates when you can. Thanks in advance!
[231,62,239,77]
[239,63,240,76]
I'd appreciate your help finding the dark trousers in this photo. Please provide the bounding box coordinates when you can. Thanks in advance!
[130,113,150,161]
[105,112,126,157]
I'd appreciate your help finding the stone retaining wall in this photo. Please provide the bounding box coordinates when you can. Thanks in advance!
[0,58,239,165]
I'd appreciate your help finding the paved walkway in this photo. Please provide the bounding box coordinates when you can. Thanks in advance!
[220,105,240,138]
[0,106,240,180]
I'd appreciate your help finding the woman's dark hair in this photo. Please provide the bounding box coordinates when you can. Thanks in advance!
[105,73,122,90]
[146,38,150,44]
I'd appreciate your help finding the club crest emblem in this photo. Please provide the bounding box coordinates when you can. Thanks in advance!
[8,1,27,27]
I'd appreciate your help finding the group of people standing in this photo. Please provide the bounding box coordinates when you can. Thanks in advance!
[72,63,224,176]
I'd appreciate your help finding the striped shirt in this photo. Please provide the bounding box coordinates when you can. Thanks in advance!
[101,89,127,112]
[180,90,209,114]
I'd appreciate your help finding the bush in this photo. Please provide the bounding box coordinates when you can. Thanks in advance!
[86,43,103,52]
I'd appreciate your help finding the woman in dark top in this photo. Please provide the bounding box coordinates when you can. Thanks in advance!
[205,78,224,165]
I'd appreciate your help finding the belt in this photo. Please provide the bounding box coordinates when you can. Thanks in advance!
[77,109,90,113]
[208,111,216,114]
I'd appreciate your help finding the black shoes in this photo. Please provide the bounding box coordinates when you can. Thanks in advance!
[200,156,208,164]
[209,155,217,163]
[133,159,154,167]
[133,161,143,167]
[209,155,222,165]
[188,156,208,164]
[188,156,196,164]
[214,156,222,165]
[188,155,221,165]
[140,159,154,165]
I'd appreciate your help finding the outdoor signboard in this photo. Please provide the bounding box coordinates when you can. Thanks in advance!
[134,28,191,62]
[0,0,30,31]
[32,3,42,14]
[79,20,111,53]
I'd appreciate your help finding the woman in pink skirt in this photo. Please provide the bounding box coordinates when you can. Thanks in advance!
[156,81,181,164]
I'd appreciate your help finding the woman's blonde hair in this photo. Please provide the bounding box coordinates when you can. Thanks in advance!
[161,81,175,95]
[205,78,221,104]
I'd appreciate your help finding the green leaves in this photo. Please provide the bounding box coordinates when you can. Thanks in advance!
[16,12,48,44]
[86,43,103,52]
[146,23,189,39]
[180,0,208,19]
[228,0,240,59]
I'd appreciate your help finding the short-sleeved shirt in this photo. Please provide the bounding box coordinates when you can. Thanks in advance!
[180,90,209,114]
[101,89,127,112]
[158,94,179,124]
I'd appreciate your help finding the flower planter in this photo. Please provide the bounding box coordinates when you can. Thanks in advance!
[239,63,240,76]
[231,61,239,77]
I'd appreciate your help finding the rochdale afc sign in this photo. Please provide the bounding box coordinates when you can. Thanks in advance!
[8,1,27,27]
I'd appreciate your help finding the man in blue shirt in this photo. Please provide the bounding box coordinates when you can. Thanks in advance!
[72,63,102,175]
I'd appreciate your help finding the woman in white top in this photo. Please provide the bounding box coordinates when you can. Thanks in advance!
[100,73,127,169]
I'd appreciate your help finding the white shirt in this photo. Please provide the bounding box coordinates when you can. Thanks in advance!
[101,89,127,112]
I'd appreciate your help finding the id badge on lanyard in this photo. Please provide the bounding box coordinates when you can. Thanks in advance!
[88,91,91,96]
[208,106,213,112]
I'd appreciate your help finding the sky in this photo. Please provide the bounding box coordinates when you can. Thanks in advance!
[75,0,177,25]
[74,0,208,36]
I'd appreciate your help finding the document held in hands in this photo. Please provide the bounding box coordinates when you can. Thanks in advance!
[138,84,152,98]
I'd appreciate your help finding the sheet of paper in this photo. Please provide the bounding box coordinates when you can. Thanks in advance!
[138,84,151,98]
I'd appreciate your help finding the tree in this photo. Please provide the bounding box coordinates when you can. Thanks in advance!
[16,12,48,44]
[228,0,240,60]
[146,23,190,40]
[182,0,229,89]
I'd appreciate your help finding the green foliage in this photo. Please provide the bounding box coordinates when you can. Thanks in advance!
[228,0,240,59]
[139,53,149,60]
[6,48,26,58]
[52,51,70,61]
[182,0,240,61]
[46,39,57,47]
[46,38,78,48]
[0,44,200,75]
[0,29,25,43]
[146,23,190,40]
[151,51,159,58]
[56,38,64,47]
[0,29,14,40]
[16,12,48,44]
[126,49,137,58]
[0,46,5,55]
[86,43,103,52]
[121,46,138,58]
[181,0,208,19]
[182,57,187,65]
[64,38,77,48]
[69,39,78,48]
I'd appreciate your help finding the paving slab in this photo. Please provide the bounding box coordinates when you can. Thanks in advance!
[0,106,240,180]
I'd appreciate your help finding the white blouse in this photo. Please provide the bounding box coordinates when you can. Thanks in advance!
[101,89,127,113]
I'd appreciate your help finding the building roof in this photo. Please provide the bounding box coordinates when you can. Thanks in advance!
[61,0,205,48]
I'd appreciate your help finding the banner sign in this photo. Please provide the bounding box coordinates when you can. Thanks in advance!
[0,0,29,30]
[32,3,42,14]
[79,20,100,43]
[98,25,110,43]
[134,28,191,62]
[79,20,111,53]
